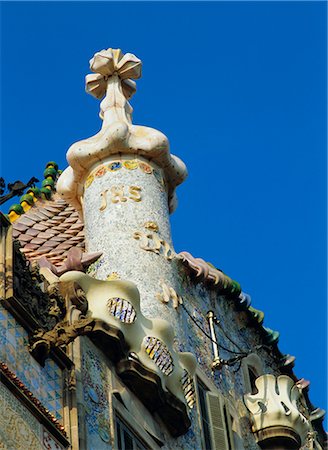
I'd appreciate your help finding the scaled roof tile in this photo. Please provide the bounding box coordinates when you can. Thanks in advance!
[11,193,85,267]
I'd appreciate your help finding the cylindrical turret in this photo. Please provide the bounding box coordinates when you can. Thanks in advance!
[57,48,187,323]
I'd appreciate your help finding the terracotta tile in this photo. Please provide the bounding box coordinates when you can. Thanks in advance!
[36,232,55,239]
[24,211,44,222]
[18,234,34,243]
[22,243,39,250]
[18,217,36,227]
[12,222,29,232]
[64,217,79,224]
[64,229,80,236]
[25,228,41,237]
[70,223,84,230]
[46,219,61,225]
[39,242,58,250]
[68,236,84,243]
[32,223,48,232]
[43,204,66,213]
[30,238,47,245]
[58,210,72,217]
[58,232,72,238]
[48,228,60,235]
[46,250,66,257]
[56,243,74,250]
[33,211,51,221]
[31,248,53,256]
[12,229,21,238]
[37,208,55,218]
[47,235,67,243]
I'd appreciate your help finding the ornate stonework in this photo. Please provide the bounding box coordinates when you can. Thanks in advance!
[244,374,310,448]
[57,48,187,215]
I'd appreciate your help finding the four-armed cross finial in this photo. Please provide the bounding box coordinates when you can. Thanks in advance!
[85,48,142,123]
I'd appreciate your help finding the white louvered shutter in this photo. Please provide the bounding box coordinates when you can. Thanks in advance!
[206,392,230,450]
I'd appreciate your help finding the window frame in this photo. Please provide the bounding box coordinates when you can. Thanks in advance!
[112,395,162,450]
[195,370,235,450]
[241,353,264,394]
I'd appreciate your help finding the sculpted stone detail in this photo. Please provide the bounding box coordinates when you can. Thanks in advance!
[244,374,310,447]
[57,48,187,215]
[57,271,196,407]
[38,246,102,277]
[99,185,142,210]
[29,316,95,364]
[156,280,183,309]
[133,224,175,261]
[12,241,66,331]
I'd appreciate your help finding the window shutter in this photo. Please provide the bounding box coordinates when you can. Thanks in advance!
[206,392,230,450]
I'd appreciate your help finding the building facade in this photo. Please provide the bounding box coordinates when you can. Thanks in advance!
[0,48,326,450]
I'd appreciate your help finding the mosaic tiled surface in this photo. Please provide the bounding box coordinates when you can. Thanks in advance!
[0,304,63,421]
[0,381,64,449]
[81,338,112,450]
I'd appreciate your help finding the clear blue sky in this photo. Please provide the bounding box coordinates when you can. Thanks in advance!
[1,1,326,421]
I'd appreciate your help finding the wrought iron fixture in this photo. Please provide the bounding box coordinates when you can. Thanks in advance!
[0,177,39,205]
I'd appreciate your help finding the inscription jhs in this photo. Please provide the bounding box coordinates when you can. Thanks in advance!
[100,186,142,210]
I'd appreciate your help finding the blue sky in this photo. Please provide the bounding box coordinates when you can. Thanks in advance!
[1,1,326,421]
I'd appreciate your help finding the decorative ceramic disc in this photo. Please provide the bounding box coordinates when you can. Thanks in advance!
[107,161,122,171]
[139,162,153,174]
[123,160,138,170]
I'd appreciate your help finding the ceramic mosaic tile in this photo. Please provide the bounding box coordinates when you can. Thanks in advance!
[0,304,63,421]
[0,381,65,449]
[81,338,112,450]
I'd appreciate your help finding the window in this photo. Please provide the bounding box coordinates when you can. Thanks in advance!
[248,367,258,394]
[115,415,149,450]
[196,375,234,450]
[241,353,264,394]
[197,380,212,450]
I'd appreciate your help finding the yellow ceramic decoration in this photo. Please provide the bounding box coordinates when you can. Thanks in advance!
[8,211,20,223]
[85,174,94,188]
[21,201,32,213]
[123,160,138,170]
[106,272,120,281]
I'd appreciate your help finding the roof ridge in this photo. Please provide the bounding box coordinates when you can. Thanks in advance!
[5,162,61,223]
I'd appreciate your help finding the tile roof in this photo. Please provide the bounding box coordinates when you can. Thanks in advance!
[12,193,85,267]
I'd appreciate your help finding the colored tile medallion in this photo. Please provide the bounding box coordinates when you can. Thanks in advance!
[123,160,138,170]
[0,305,63,421]
[107,161,122,172]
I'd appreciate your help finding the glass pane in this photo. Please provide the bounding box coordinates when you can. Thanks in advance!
[124,429,133,450]
[197,381,212,450]
[116,420,122,450]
